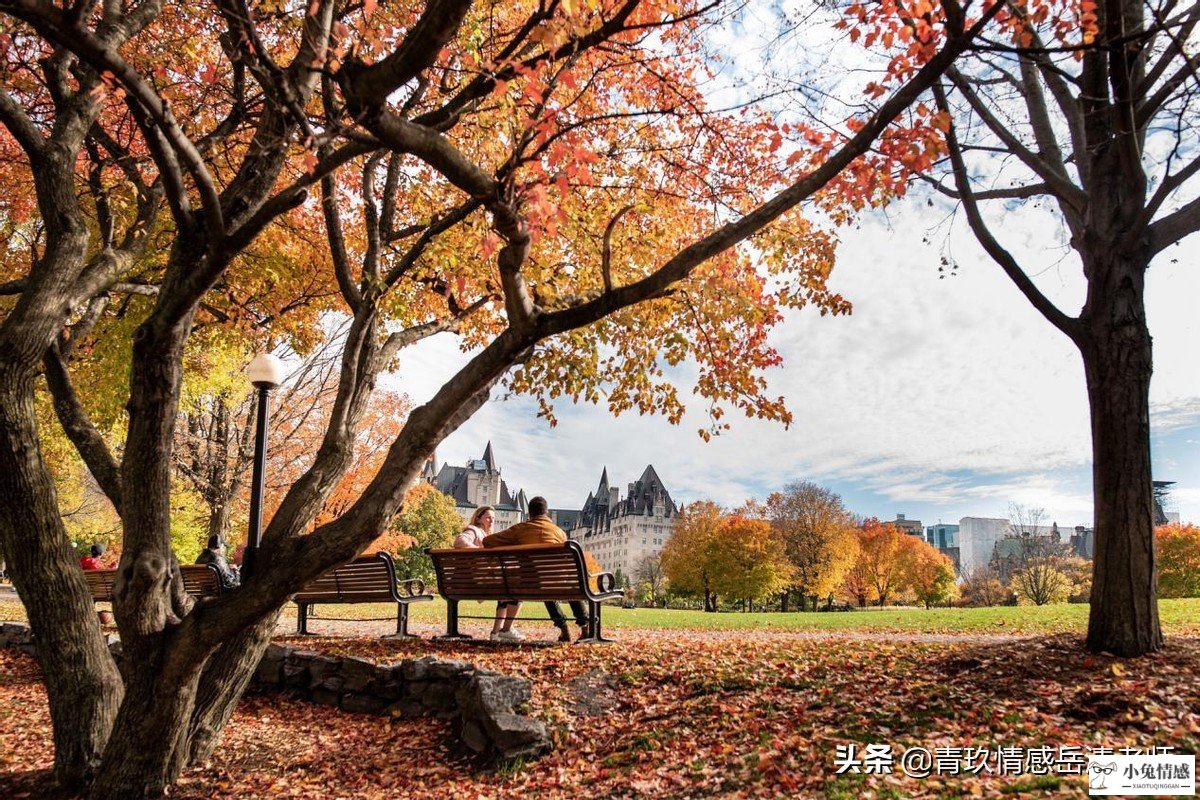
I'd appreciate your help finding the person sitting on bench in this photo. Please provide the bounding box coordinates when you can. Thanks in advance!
[79,543,106,571]
[196,536,239,590]
[482,496,590,643]
[455,505,524,642]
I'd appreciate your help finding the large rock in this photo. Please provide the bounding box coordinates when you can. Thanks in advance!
[304,654,342,688]
[484,713,553,760]
[254,644,292,686]
[401,656,472,681]
[340,692,388,715]
[339,657,382,693]
[457,673,531,717]
[283,651,317,688]
[456,673,551,760]
[1,622,33,648]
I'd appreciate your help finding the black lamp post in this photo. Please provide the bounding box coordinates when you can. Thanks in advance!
[244,353,284,579]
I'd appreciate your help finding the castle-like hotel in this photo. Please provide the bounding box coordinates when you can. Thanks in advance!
[423,442,679,582]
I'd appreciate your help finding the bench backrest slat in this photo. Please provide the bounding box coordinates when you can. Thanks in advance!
[179,565,222,597]
[427,542,596,602]
[83,564,221,602]
[293,553,400,603]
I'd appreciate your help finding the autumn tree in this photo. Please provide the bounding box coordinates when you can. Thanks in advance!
[1012,560,1071,606]
[1004,536,1074,605]
[635,551,669,607]
[710,515,793,609]
[0,0,1001,794]
[847,0,1200,653]
[766,482,858,611]
[994,505,1074,605]
[900,538,958,608]
[661,500,725,612]
[840,553,873,608]
[1157,524,1200,598]
[854,519,908,607]
[389,482,461,583]
[961,564,1009,606]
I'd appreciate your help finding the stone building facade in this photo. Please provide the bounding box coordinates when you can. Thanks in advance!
[567,465,678,584]
[423,442,528,530]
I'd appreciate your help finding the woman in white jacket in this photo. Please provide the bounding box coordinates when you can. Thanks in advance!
[454,506,522,640]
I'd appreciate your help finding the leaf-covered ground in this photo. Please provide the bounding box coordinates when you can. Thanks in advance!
[3,624,1200,798]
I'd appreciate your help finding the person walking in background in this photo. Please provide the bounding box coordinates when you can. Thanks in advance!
[79,543,105,571]
[196,536,240,590]
[454,506,523,641]
[483,496,590,642]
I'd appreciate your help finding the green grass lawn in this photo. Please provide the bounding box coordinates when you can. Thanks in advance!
[4,591,1196,635]
[410,597,1200,635]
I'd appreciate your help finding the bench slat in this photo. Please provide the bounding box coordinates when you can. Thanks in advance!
[83,564,222,602]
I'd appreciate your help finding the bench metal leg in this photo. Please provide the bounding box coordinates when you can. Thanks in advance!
[433,599,472,640]
[576,600,615,644]
[297,603,311,635]
[383,602,421,639]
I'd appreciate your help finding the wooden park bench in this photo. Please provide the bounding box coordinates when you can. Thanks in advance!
[292,552,432,637]
[426,541,623,643]
[83,564,225,603]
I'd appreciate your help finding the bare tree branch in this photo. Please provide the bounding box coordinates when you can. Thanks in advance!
[43,341,123,514]
[0,87,45,158]
[945,66,1089,210]
[1148,192,1200,253]
[932,81,1081,340]
[917,174,1053,200]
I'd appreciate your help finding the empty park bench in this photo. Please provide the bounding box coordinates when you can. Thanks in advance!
[293,552,432,637]
[83,564,224,603]
[426,541,623,643]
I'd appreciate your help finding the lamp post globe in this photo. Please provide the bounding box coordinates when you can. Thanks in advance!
[247,352,285,388]
[244,352,284,578]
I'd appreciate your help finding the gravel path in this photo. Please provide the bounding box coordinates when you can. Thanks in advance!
[275,616,1031,645]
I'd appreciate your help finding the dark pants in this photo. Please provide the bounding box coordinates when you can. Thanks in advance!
[545,601,588,629]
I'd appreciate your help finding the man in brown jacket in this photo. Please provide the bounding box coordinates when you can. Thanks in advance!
[483,496,590,642]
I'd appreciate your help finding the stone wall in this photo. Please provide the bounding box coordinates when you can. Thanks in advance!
[0,622,550,761]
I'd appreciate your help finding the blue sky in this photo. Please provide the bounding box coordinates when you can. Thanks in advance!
[386,204,1200,529]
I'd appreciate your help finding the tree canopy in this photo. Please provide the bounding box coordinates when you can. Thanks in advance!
[0,0,1005,794]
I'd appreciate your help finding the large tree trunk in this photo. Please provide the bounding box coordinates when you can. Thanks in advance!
[205,500,232,546]
[0,370,124,788]
[1081,250,1161,656]
[90,642,207,799]
[185,612,281,766]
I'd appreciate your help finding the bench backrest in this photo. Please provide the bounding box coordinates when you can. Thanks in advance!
[427,541,594,602]
[83,564,222,602]
[293,553,400,604]
[179,565,222,598]
[82,569,118,602]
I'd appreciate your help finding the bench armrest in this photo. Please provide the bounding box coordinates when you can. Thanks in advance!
[398,578,428,597]
[593,572,617,594]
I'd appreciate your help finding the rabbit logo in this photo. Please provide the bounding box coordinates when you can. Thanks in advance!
[1088,760,1117,790]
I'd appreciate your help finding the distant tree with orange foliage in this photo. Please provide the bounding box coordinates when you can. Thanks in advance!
[855,518,908,607]
[661,501,726,612]
[900,538,958,608]
[840,555,873,608]
[766,482,858,611]
[710,515,792,610]
[1157,524,1200,599]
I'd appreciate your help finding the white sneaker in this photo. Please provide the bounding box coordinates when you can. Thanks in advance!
[494,629,525,641]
